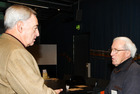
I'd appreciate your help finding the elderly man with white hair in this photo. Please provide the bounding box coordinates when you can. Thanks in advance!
[105,36,140,94]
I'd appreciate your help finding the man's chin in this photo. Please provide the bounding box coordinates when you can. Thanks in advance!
[29,42,34,46]
[112,62,117,66]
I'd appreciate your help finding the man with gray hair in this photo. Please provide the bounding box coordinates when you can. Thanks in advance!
[105,36,140,94]
[0,5,62,94]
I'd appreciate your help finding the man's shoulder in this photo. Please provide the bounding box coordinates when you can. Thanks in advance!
[129,61,140,72]
[137,61,140,65]
[132,61,140,66]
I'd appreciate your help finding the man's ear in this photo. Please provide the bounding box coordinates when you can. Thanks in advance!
[17,21,23,33]
[126,50,131,57]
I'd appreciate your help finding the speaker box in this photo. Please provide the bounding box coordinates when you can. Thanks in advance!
[76,9,82,21]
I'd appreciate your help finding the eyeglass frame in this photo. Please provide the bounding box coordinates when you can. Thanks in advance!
[109,48,128,54]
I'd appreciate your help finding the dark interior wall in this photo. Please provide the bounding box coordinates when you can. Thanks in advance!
[39,13,77,79]
[82,0,140,52]
[80,0,140,79]
[27,0,140,80]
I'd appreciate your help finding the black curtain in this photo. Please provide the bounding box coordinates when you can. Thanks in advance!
[82,0,140,52]
[80,0,140,79]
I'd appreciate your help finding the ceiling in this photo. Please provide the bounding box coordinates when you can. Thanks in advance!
[0,0,82,22]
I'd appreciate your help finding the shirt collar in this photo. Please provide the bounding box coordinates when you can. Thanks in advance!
[113,57,133,73]
[5,33,26,48]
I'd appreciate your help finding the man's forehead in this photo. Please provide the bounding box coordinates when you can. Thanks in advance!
[112,40,125,48]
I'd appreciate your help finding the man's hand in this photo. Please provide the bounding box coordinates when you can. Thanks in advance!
[54,89,63,94]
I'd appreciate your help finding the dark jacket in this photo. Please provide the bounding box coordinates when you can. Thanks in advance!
[105,57,140,94]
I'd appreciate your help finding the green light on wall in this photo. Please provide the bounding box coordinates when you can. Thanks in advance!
[76,24,80,30]
[0,1,11,20]
[0,2,8,8]
[0,12,4,20]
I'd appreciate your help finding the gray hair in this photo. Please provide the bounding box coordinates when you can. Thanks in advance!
[4,5,36,29]
[113,36,137,58]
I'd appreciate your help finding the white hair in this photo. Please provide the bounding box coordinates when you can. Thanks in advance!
[113,36,137,58]
[4,5,36,29]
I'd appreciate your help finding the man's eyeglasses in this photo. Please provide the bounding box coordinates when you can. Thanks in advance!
[109,48,128,54]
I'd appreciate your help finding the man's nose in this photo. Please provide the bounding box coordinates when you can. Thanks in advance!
[36,29,40,37]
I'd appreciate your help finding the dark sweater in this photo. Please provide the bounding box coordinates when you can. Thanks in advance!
[105,57,140,94]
